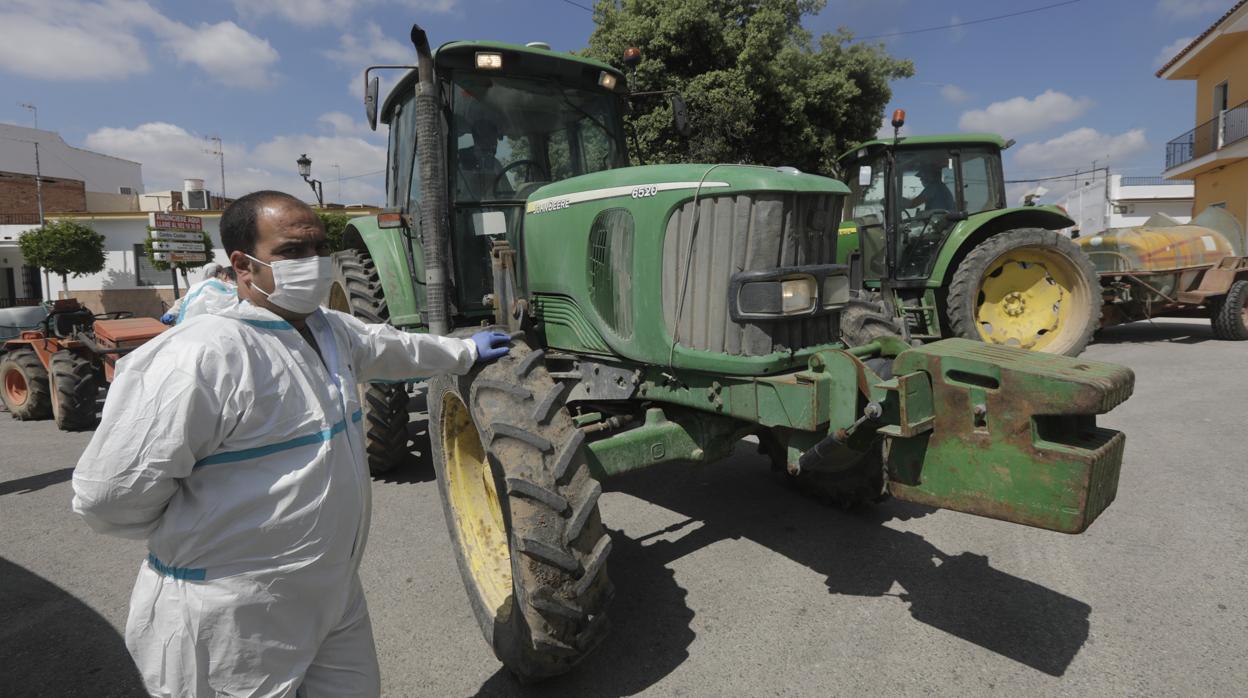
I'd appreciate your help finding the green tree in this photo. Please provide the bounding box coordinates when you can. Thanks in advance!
[584,0,913,175]
[17,221,106,293]
[318,211,352,252]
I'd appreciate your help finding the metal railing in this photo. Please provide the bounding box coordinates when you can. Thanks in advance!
[1166,99,1248,170]
[0,213,41,226]
[1119,176,1174,186]
[0,298,43,309]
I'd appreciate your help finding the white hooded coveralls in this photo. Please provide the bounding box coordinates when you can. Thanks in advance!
[170,277,239,324]
[72,301,477,697]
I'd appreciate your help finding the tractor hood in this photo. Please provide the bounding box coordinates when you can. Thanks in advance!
[523,163,847,215]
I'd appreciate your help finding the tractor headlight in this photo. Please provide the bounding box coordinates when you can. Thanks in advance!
[729,265,849,321]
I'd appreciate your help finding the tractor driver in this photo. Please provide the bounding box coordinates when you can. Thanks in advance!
[457,118,512,199]
[905,161,955,214]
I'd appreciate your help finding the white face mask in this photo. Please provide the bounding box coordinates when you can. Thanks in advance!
[246,254,333,315]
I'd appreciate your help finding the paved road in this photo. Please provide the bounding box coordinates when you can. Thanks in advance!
[2,318,1246,696]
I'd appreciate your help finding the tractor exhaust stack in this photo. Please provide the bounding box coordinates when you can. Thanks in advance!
[410,24,450,335]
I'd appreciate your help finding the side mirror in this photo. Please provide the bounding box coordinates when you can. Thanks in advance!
[364,76,380,131]
[858,166,872,187]
[670,93,690,137]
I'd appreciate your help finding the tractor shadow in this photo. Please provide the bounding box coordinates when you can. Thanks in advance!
[475,443,1090,695]
[0,557,145,697]
[1092,319,1214,345]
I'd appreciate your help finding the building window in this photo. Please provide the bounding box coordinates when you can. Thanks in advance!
[1214,81,1228,115]
[133,244,162,286]
[119,186,135,195]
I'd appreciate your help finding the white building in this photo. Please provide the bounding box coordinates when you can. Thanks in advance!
[1053,173,1194,236]
[1,123,146,307]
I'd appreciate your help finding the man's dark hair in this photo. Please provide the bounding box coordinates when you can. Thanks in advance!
[219,190,309,255]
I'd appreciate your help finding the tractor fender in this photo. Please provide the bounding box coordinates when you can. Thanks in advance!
[928,205,1076,287]
[342,216,425,329]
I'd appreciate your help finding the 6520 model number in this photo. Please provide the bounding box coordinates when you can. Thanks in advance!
[630,185,659,199]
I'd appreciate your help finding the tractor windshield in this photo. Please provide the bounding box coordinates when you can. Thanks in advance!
[450,74,627,203]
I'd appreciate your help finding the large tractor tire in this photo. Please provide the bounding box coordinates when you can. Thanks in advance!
[50,351,100,431]
[329,249,410,474]
[1210,279,1248,341]
[946,228,1100,356]
[0,347,52,420]
[429,337,612,681]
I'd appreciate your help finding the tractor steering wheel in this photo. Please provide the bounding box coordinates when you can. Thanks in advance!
[492,159,548,195]
[93,311,134,321]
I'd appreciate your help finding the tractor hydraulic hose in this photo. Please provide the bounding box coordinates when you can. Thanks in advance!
[410,24,450,336]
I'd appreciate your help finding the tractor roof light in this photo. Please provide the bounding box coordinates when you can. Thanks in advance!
[598,71,618,90]
[475,52,503,70]
[891,109,906,129]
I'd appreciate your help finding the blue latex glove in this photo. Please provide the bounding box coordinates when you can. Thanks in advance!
[471,331,511,362]
[160,313,176,325]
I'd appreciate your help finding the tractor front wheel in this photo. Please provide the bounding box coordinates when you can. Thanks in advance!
[50,351,100,431]
[946,228,1100,356]
[1,348,52,420]
[1210,279,1248,340]
[429,336,612,681]
[329,249,411,474]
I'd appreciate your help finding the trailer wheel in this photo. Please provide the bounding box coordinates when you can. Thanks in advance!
[1210,279,1248,341]
[1,347,52,420]
[329,249,410,474]
[429,336,612,682]
[946,228,1099,356]
[50,351,100,431]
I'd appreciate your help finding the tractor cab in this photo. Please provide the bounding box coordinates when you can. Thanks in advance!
[371,41,633,318]
[841,134,1008,285]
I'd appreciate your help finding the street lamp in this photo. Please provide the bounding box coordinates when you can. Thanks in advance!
[296,153,323,207]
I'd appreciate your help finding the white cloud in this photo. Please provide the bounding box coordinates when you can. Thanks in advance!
[1156,0,1227,19]
[235,0,458,27]
[84,121,387,205]
[0,0,278,89]
[1013,128,1150,171]
[325,21,413,68]
[1155,36,1195,68]
[958,90,1093,137]
[168,22,280,88]
[949,15,966,43]
[940,84,970,104]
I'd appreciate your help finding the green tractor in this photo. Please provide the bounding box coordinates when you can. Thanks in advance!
[836,113,1101,355]
[335,26,1134,680]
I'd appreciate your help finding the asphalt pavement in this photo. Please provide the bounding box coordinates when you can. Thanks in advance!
[1,318,1246,696]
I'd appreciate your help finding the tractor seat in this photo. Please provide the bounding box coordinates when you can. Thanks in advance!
[50,307,95,338]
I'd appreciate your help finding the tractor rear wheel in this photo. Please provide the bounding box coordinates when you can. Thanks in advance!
[329,249,410,474]
[1,348,52,420]
[946,228,1100,356]
[429,336,612,681]
[50,351,100,431]
[1210,280,1248,341]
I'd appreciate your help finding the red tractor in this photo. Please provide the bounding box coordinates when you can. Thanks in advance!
[0,299,167,431]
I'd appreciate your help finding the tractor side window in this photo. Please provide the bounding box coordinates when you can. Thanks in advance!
[959,149,1001,214]
[389,96,416,208]
[548,129,574,182]
[848,162,886,221]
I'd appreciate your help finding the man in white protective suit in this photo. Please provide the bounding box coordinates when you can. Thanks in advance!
[71,190,511,697]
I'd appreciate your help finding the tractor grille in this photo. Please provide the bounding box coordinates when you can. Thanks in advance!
[662,193,841,356]
[587,208,634,339]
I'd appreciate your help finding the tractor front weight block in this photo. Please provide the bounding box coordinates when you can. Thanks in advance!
[878,339,1134,533]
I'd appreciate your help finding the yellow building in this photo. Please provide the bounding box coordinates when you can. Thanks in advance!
[1159,0,1248,228]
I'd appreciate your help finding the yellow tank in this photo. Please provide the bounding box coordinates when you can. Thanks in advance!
[1077,207,1244,274]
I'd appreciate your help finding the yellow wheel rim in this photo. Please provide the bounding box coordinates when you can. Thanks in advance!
[328,281,349,313]
[441,392,513,615]
[975,247,1087,352]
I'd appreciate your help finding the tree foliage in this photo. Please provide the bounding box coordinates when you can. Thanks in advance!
[318,211,352,252]
[18,221,106,288]
[584,0,913,175]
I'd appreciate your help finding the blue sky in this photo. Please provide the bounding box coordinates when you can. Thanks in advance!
[0,0,1231,206]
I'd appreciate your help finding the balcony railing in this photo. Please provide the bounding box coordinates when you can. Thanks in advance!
[1119,176,1174,186]
[1166,99,1248,170]
[0,213,42,226]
